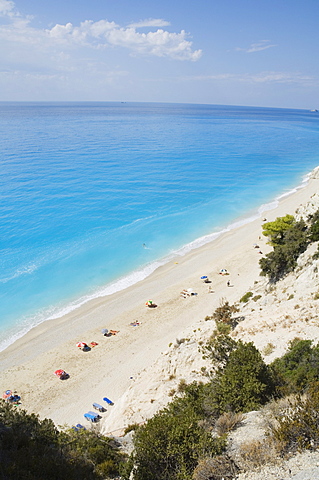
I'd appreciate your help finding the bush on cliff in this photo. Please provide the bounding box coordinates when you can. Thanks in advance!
[129,394,226,480]
[0,400,126,479]
[269,382,319,454]
[271,338,319,395]
[204,341,276,415]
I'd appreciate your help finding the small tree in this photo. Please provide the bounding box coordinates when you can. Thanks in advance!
[262,214,295,246]
[201,334,238,370]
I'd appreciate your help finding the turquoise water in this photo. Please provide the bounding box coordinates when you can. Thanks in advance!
[1,102,318,351]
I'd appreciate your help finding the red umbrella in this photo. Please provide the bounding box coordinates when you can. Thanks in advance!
[54,369,65,377]
[2,390,12,399]
[76,342,87,348]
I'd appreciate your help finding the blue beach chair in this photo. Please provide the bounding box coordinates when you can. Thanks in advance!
[72,424,86,431]
[84,412,99,422]
[76,424,86,430]
[103,397,114,406]
[93,402,105,412]
[88,410,101,419]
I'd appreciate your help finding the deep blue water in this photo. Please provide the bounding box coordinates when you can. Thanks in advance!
[0,102,318,351]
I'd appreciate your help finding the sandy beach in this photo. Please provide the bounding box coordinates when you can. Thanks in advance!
[1,168,319,434]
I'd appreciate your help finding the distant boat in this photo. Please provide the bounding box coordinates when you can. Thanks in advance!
[310,109,318,112]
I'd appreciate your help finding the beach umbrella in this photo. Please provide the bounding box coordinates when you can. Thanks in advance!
[200,276,208,279]
[2,390,12,399]
[76,342,87,348]
[145,300,153,306]
[220,269,228,274]
[54,369,65,377]
[101,329,108,335]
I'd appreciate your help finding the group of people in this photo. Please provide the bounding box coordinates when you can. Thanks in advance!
[3,390,21,405]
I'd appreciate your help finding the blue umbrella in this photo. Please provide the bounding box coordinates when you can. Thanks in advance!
[200,276,208,279]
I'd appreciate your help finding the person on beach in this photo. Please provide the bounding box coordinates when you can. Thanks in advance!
[227,280,230,287]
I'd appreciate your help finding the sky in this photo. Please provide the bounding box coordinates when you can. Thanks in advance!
[0,0,318,108]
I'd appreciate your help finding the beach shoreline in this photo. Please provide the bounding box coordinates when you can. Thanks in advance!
[0,168,312,355]
[1,166,319,431]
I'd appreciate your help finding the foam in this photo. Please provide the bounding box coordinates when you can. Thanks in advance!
[0,263,38,284]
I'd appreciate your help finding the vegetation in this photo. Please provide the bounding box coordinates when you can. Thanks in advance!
[239,291,253,303]
[124,209,319,478]
[268,383,319,454]
[128,387,226,480]
[0,400,127,479]
[263,342,275,356]
[270,338,319,395]
[262,214,295,246]
[212,300,239,325]
[204,341,276,415]
[308,209,319,242]
[252,294,262,302]
[193,454,239,480]
[201,333,238,369]
[214,411,244,436]
[6,230,319,480]
[260,215,309,282]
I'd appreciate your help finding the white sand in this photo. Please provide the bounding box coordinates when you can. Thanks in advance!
[1,168,319,434]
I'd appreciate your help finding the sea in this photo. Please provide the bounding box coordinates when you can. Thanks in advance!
[1,102,318,352]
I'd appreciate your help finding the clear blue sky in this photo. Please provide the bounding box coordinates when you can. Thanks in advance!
[1,0,318,108]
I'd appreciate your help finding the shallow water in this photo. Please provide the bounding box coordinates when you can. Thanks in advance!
[0,102,318,350]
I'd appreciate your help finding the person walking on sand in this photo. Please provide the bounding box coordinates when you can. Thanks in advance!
[227,280,230,287]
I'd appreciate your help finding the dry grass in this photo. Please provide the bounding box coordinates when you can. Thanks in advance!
[193,454,239,480]
[237,439,280,470]
[262,342,275,356]
[215,411,244,436]
[261,395,302,433]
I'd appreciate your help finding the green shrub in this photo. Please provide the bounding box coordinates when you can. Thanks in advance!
[204,341,276,415]
[177,378,187,392]
[309,213,319,241]
[131,402,226,480]
[201,334,238,368]
[252,294,262,302]
[0,400,127,479]
[215,321,231,335]
[240,292,253,303]
[271,338,319,395]
[123,423,140,435]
